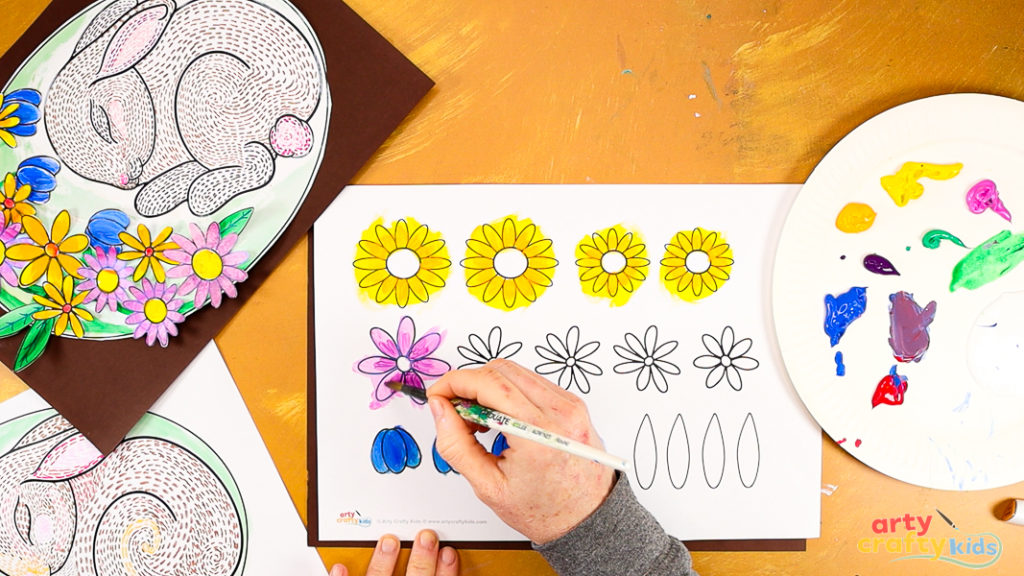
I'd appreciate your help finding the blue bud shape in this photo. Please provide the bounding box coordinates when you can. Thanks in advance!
[86,209,131,250]
[432,439,457,474]
[370,426,421,474]
[5,89,41,107]
[491,432,510,456]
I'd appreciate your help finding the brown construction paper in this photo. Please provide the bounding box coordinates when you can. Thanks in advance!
[0,0,433,454]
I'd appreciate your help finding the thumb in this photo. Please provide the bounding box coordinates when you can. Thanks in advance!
[430,397,505,498]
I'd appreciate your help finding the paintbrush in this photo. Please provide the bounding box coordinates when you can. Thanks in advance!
[385,381,630,472]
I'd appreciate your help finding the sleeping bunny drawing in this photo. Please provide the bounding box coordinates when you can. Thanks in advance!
[45,0,323,217]
[0,413,243,576]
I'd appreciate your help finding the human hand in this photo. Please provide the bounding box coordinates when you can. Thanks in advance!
[428,359,615,545]
[329,530,458,576]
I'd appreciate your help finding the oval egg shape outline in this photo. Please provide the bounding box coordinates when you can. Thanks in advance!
[666,413,690,489]
[702,413,725,489]
[736,413,761,488]
[632,414,658,490]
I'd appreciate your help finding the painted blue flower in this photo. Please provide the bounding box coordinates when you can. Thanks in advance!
[0,89,42,147]
[85,209,131,252]
[371,426,421,474]
[432,439,458,475]
[15,156,60,203]
[491,432,509,456]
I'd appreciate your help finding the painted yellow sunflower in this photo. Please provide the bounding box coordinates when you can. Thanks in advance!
[575,224,648,306]
[660,227,733,302]
[7,210,88,287]
[353,217,450,307]
[1,172,35,224]
[463,216,557,311]
[32,276,93,338]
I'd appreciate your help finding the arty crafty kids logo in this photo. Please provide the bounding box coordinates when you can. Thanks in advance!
[337,511,372,527]
[858,511,1002,569]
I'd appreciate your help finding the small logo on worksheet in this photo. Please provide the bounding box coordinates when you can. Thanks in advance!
[857,511,1001,569]
[337,511,372,527]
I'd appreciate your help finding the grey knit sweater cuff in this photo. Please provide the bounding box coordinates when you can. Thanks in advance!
[533,473,696,576]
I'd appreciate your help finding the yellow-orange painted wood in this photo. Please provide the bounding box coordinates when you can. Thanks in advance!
[4,1,1024,573]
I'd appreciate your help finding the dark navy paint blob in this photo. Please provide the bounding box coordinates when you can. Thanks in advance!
[371,426,421,474]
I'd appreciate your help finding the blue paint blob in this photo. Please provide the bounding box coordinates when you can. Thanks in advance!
[491,432,510,456]
[432,439,457,475]
[370,426,421,474]
[835,351,845,376]
[823,286,868,347]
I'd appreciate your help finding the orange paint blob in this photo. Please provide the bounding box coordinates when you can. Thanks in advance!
[835,202,876,233]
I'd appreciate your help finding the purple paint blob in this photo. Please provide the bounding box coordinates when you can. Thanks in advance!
[824,287,867,347]
[888,291,937,363]
[863,253,900,276]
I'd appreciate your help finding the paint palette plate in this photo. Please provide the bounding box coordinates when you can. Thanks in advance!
[774,93,1024,490]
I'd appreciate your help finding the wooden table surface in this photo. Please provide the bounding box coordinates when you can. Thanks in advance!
[5,1,1024,573]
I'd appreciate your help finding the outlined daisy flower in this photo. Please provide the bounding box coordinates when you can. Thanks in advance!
[1,172,35,224]
[356,316,451,409]
[575,224,649,305]
[353,217,450,307]
[463,216,557,311]
[165,222,248,310]
[456,326,522,368]
[534,325,602,394]
[660,227,733,302]
[77,247,132,313]
[7,210,88,286]
[612,325,681,393]
[123,279,185,347]
[0,89,42,148]
[31,277,92,338]
[118,224,178,282]
[693,326,760,391]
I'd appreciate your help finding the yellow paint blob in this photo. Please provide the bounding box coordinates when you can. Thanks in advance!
[881,162,963,207]
[835,202,877,233]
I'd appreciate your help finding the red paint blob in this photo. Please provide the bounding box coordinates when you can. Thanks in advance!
[871,366,909,408]
[855,439,862,447]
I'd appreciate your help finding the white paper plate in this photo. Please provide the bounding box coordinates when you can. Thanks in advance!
[773,93,1024,490]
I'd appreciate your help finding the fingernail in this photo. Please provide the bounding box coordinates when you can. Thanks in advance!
[418,530,438,548]
[329,564,346,576]
[441,547,457,565]
[429,397,445,423]
[380,535,398,554]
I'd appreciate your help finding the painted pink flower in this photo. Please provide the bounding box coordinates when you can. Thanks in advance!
[356,316,451,409]
[76,247,132,312]
[123,279,185,347]
[0,212,25,287]
[165,222,248,310]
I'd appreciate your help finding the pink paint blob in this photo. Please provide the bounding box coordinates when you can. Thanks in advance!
[966,179,1012,222]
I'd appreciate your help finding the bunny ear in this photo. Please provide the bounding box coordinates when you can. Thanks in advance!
[32,433,105,481]
[73,0,138,56]
[98,1,172,79]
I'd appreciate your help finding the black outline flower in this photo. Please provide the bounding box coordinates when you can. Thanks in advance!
[456,326,523,368]
[534,325,602,393]
[612,325,680,392]
[693,326,759,391]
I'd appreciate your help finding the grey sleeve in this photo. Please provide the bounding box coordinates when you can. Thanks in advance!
[533,473,698,576]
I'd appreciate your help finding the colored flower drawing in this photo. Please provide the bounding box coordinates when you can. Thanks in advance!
[118,224,178,282]
[660,227,733,302]
[123,279,185,347]
[463,216,557,311]
[7,210,87,286]
[0,214,25,287]
[1,172,36,224]
[456,326,522,368]
[0,89,41,148]
[353,217,450,307]
[77,247,132,313]
[31,277,92,338]
[356,316,451,409]
[166,222,248,310]
[612,325,681,393]
[693,326,759,391]
[575,225,649,305]
[15,156,60,203]
[534,325,602,394]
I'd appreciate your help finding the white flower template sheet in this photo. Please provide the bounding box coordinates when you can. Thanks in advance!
[312,184,821,544]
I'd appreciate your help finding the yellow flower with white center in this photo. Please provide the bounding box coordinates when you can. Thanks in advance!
[354,217,451,307]
[462,216,557,311]
[575,225,649,306]
[660,227,733,302]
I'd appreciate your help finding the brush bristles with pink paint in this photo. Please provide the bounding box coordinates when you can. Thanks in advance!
[385,381,630,472]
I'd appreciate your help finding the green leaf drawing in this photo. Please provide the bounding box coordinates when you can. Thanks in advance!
[0,304,43,339]
[14,317,56,372]
[218,207,253,237]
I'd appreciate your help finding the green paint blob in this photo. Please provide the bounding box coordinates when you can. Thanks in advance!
[950,230,1024,292]
[922,229,967,249]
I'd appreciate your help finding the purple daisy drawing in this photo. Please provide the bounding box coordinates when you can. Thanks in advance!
[77,246,132,312]
[165,222,248,310]
[0,213,24,287]
[123,279,185,347]
[356,315,451,409]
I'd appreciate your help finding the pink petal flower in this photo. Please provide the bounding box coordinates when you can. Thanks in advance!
[358,356,397,374]
[412,357,450,377]
[370,327,399,357]
[409,332,441,359]
[396,316,416,356]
